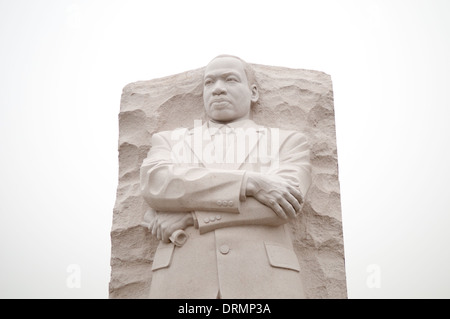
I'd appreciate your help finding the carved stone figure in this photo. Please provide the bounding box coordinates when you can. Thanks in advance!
[109,55,347,299]
[140,55,312,298]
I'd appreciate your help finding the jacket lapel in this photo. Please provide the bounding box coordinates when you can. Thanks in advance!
[183,121,210,167]
[229,124,266,170]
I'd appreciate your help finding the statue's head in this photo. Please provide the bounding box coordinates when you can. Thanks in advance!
[203,55,259,123]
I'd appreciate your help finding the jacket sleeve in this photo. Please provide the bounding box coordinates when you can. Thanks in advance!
[266,130,312,199]
[193,198,286,234]
[140,131,246,213]
[193,130,312,233]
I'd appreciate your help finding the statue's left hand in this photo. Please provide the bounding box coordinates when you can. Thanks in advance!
[148,211,194,243]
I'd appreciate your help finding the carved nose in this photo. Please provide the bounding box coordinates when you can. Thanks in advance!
[212,85,226,95]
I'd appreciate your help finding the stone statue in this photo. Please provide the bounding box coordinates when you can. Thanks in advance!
[109,55,347,299]
[139,55,312,298]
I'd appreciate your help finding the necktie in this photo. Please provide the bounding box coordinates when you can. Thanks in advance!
[212,125,235,164]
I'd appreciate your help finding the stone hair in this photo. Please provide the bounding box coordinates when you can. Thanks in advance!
[207,54,258,88]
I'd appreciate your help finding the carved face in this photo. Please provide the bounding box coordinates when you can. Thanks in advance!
[203,57,258,123]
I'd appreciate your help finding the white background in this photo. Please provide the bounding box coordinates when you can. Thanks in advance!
[1,0,449,298]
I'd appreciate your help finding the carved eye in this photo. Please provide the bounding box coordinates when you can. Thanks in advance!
[204,78,213,86]
[226,76,239,82]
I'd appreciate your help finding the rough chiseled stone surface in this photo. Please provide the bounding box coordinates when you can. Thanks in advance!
[109,64,347,299]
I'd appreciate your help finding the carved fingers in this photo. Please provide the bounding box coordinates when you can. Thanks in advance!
[149,212,194,243]
[246,172,304,219]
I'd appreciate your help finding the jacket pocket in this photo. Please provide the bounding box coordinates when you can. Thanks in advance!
[264,242,301,272]
[151,242,175,271]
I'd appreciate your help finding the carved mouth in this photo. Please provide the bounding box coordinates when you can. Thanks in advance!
[211,98,229,104]
[211,101,230,110]
[210,98,231,107]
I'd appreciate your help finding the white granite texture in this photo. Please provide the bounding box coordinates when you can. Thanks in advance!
[109,64,347,298]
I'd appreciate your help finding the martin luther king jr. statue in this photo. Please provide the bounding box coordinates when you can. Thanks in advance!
[139,55,312,298]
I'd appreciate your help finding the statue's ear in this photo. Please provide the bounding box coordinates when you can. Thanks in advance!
[250,84,259,103]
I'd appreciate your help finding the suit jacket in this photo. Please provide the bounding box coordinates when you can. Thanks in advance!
[140,119,311,298]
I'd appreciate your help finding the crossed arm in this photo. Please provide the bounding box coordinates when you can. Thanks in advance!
[140,129,311,242]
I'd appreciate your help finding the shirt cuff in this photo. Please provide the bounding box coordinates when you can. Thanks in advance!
[191,212,199,229]
[239,172,248,201]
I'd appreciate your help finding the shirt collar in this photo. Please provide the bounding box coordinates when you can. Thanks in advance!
[207,119,258,131]
[187,119,263,137]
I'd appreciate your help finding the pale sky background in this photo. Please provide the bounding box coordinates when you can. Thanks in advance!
[0,0,449,299]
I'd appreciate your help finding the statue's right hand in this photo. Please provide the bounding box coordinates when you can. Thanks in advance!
[148,211,194,243]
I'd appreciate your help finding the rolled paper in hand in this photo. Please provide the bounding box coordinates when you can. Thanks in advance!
[169,229,188,247]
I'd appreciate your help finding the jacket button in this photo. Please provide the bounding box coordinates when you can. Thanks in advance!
[228,201,233,207]
[219,245,230,255]
[217,200,223,206]
[216,215,222,220]
[209,216,216,222]
[203,218,210,224]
